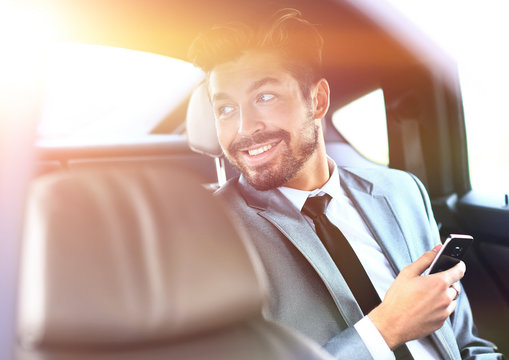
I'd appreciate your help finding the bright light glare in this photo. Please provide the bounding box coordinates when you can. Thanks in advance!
[0,2,53,355]
[39,44,204,139]
[0,0,54,169]
[0,1,58,93]
[386,0,509,194]
[0,1,58,50]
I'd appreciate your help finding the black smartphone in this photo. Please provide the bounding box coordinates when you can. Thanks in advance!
[426,234,473,275]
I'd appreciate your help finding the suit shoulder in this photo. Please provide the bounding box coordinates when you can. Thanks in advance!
[340,166,408,181]
[339,166,428,199]
[340,166,417,186]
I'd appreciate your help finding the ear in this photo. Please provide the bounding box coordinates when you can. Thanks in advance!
[312,78,330,120]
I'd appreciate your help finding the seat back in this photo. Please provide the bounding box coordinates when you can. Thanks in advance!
[186,83,230,186]
[186,83,222,158]
[17,164,333,360]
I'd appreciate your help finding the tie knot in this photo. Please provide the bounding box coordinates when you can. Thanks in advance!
[302,194,332,220]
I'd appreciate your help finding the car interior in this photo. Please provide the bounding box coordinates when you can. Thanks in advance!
[1,0,508,358]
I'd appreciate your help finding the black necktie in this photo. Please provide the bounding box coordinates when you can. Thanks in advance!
[302,194,413,360]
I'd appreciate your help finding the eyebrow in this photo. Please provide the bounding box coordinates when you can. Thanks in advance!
[212,77,281,103]
[212,92,231,103]
[247,77,280,93]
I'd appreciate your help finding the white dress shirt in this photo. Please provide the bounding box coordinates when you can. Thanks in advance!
[278,160,441,359]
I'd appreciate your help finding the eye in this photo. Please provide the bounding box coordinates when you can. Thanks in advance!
[217,105,235,118]
[257,93,275,103]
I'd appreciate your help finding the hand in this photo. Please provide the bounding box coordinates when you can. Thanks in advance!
[368,245,466,349]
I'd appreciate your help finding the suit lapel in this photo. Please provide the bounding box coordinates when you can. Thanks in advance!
[237,177,364,326]
[338,168,413,272]
[432,325,462,360]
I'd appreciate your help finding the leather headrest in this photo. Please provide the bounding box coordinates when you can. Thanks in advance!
[186,83,223,158]
[18,164,266,349]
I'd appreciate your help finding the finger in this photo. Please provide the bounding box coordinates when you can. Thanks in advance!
[405,245,442,277]
[450,282,461,300]
[447,285,459,301]
[447,294,458,314]
[451,281,461,294]
[443,261,466,285]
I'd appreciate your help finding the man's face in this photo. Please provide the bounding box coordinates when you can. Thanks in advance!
[209,51,323,191]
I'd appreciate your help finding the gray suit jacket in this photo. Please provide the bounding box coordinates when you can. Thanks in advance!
[217,166,502,359]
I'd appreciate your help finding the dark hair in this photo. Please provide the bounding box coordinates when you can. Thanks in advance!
[187,8,324,98]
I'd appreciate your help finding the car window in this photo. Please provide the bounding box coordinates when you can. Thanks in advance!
[387,0,509,195]
[39,43,204,143]
[331,89,389,166]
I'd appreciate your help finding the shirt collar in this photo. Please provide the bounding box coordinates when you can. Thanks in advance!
[278,158,342,212]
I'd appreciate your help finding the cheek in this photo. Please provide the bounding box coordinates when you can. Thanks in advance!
[275,109,305,131]
[267,100,307,126]
[216,120,237,149]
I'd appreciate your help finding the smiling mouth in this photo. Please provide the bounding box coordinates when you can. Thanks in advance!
[242,139,284,158]
[247,144,273,156]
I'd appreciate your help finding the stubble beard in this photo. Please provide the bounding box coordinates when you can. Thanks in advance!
[225,117,320,191]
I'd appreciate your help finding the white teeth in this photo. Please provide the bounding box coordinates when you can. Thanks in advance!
[248,144,273,156]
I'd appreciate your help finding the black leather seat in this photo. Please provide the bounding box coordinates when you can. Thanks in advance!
[17,164,333,360]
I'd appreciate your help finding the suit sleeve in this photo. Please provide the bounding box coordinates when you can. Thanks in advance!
[323,326,376,359]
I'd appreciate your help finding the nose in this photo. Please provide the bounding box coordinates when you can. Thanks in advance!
[237,106,264,136]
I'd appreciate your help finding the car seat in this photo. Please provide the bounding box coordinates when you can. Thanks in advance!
[16,164,334,360]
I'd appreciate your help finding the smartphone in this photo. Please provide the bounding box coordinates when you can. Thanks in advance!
[426,234,473,275]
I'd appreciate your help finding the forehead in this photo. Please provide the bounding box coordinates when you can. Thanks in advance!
[208,51,297,96]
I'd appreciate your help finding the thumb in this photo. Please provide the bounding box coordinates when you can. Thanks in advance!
[403,245,442,277]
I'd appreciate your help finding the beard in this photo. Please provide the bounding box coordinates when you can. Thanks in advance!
[225,118,319,191]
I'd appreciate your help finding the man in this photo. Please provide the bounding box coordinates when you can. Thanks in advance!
[188,8,502,359]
